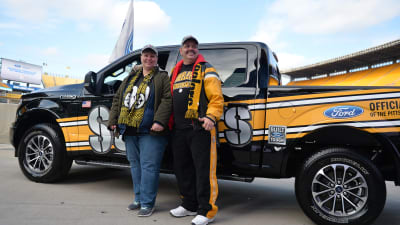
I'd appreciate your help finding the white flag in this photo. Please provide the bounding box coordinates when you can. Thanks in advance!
[109,0,134,63]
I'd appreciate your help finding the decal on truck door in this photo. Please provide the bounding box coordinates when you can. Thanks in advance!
[88,105,126,153]
[268,125,287,145]
[223,106,253,147]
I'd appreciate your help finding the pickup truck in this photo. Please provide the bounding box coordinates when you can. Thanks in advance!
[10,42,400,225]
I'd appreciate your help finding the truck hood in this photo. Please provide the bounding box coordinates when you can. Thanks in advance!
[22,83,84,99]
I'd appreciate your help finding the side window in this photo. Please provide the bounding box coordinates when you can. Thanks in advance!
[176,48,248,87]
[268,50,280,85]
[157,52,170,70]
[200,49,247,87]
[102,51,170,94]
[102,58,139,94]
[259,49,269,88]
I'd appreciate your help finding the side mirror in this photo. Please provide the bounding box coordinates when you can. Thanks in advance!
[84,71,97,94]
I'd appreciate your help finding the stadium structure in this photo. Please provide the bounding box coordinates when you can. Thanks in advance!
[41,74,83,88]
[284,39,400,86]
[1,70,82,103]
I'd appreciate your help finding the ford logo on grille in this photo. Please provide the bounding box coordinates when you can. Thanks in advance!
[271,132,284,138]
[324,106,364,119]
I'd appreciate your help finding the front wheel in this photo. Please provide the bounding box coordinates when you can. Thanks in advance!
[295,148,386,225]
[18,123,72,183]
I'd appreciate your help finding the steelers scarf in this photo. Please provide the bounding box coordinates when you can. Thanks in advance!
[185,63,204,119]
[118,68,154,127]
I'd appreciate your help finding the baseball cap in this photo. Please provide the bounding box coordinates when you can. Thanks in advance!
[141,44,158,56]
[181,35,198,45]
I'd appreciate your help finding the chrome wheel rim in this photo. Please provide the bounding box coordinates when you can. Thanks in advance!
[311,163,368,217]
[24,134,54,175]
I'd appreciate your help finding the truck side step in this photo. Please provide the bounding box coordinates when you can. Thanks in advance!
[75,160,130,169]
[75,160,254,182]
[218,175,254,183]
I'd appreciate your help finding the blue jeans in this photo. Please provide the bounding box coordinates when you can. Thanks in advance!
[125,134,168,208]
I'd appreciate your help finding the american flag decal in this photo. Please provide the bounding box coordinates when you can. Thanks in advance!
[82,100,91,108]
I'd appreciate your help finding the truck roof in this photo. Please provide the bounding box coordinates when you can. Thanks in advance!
[99,41,270,74]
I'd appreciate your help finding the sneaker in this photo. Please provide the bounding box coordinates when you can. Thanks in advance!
[138,207,155,217]
[127,202,140,211]
[170,206,197,217]
[191,215,215,225]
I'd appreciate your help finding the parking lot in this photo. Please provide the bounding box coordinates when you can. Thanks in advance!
[1,144,400,225]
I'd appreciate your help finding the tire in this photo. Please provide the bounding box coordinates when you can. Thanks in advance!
[295,147,386,225]
[18,123,72,183]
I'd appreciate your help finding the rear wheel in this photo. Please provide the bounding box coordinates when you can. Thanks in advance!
[295,148,386,225]
[18,123,72,183]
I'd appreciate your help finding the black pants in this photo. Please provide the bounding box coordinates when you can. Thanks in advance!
[172,128,218,218]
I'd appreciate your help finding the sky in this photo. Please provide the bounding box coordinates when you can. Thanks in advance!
[1,0,400,80]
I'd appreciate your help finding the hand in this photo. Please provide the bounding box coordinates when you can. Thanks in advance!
[198,117,215,131]
[110,125,116,130]
[151,123,164,132]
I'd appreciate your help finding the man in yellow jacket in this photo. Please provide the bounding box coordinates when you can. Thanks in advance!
[169,35,224,225]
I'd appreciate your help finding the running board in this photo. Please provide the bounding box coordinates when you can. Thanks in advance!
[218,175,254,183]
[75,160,254,183]
[75,160,130,169]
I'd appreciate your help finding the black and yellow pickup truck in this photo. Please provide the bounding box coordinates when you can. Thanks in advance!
[10,42,400,225]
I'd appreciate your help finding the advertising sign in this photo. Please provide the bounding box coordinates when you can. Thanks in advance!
[0,82,12,91]
[0,58,42,85]
[7,84,41,92]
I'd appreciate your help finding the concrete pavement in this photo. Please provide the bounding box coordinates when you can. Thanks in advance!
[1,146,400,225]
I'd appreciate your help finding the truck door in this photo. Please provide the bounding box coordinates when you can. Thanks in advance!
[197,45,261,175]
[259,48,287,176]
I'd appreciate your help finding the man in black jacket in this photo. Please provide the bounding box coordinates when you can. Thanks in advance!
[169,36,224,225]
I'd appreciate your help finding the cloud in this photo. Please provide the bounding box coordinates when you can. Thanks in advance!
[268,0,400,34]
[2,0,54,22]
[0,42,3,47]
[277,52,308,71]
[132,1,171,37]
[42,47,59,56]
[77,23,94,32]
[78,53,110,71]
[2,0,171,36]
[49,53,109,77]
[250,18,287,50]
[250,0,400,69]
[0,22,22,29]
[250,0,400,46]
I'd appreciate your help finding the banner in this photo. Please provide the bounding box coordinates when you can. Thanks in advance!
[109,0,134,63]
[0,58,42,85]
[7,84,41,92]
[0,82,12,91]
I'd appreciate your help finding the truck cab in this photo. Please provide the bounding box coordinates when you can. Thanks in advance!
[78,42,282,178]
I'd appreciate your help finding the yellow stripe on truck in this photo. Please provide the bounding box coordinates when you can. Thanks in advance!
[57,116,88,122]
